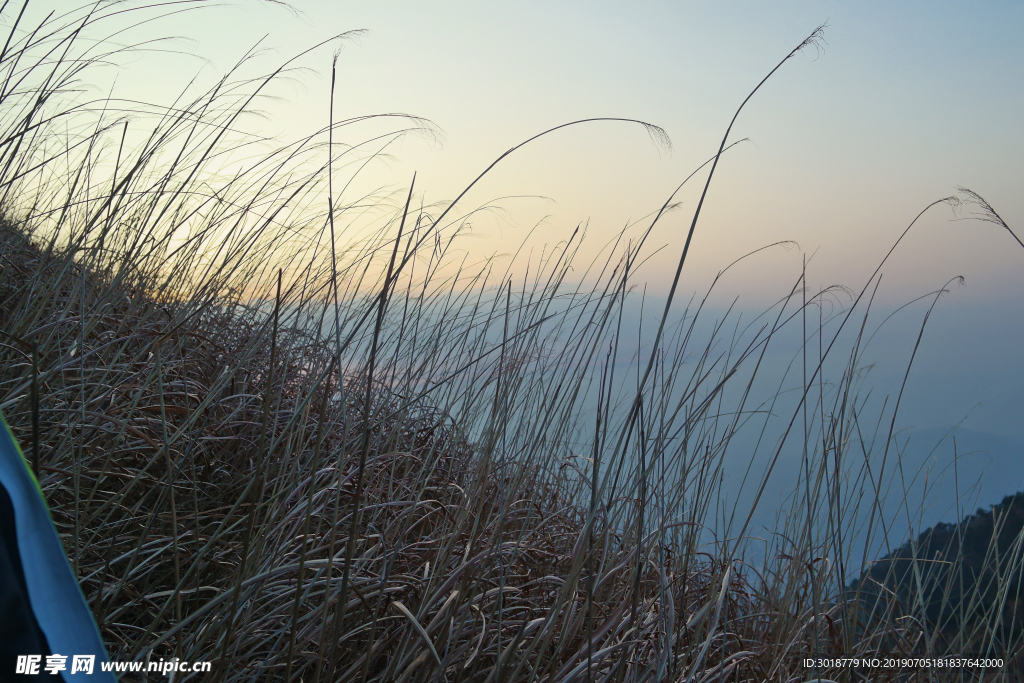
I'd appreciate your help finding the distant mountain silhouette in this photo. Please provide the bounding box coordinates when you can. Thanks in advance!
[850,490,1024,659]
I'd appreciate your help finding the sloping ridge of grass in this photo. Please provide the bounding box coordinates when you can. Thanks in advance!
[0,209,816,681]
[0,214,581,678]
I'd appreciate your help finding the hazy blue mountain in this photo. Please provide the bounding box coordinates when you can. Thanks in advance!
[851,487,1024,660]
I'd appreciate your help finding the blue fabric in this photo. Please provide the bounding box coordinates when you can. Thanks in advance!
[0,413,116,682]
[0,482,55,680]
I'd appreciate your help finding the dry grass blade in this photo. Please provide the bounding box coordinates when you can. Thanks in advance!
[391,600,447,680]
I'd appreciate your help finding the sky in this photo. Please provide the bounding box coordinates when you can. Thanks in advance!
[98,0,1024,308]
[46,0,1024,523]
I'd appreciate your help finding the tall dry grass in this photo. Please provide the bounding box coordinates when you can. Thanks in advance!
[0,2,1022,681]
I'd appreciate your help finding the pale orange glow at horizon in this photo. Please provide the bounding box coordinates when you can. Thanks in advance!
[48,0,1024,312]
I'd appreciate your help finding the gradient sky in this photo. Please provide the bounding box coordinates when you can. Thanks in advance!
[103,0,1024,311]
[104,3,1023,374]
